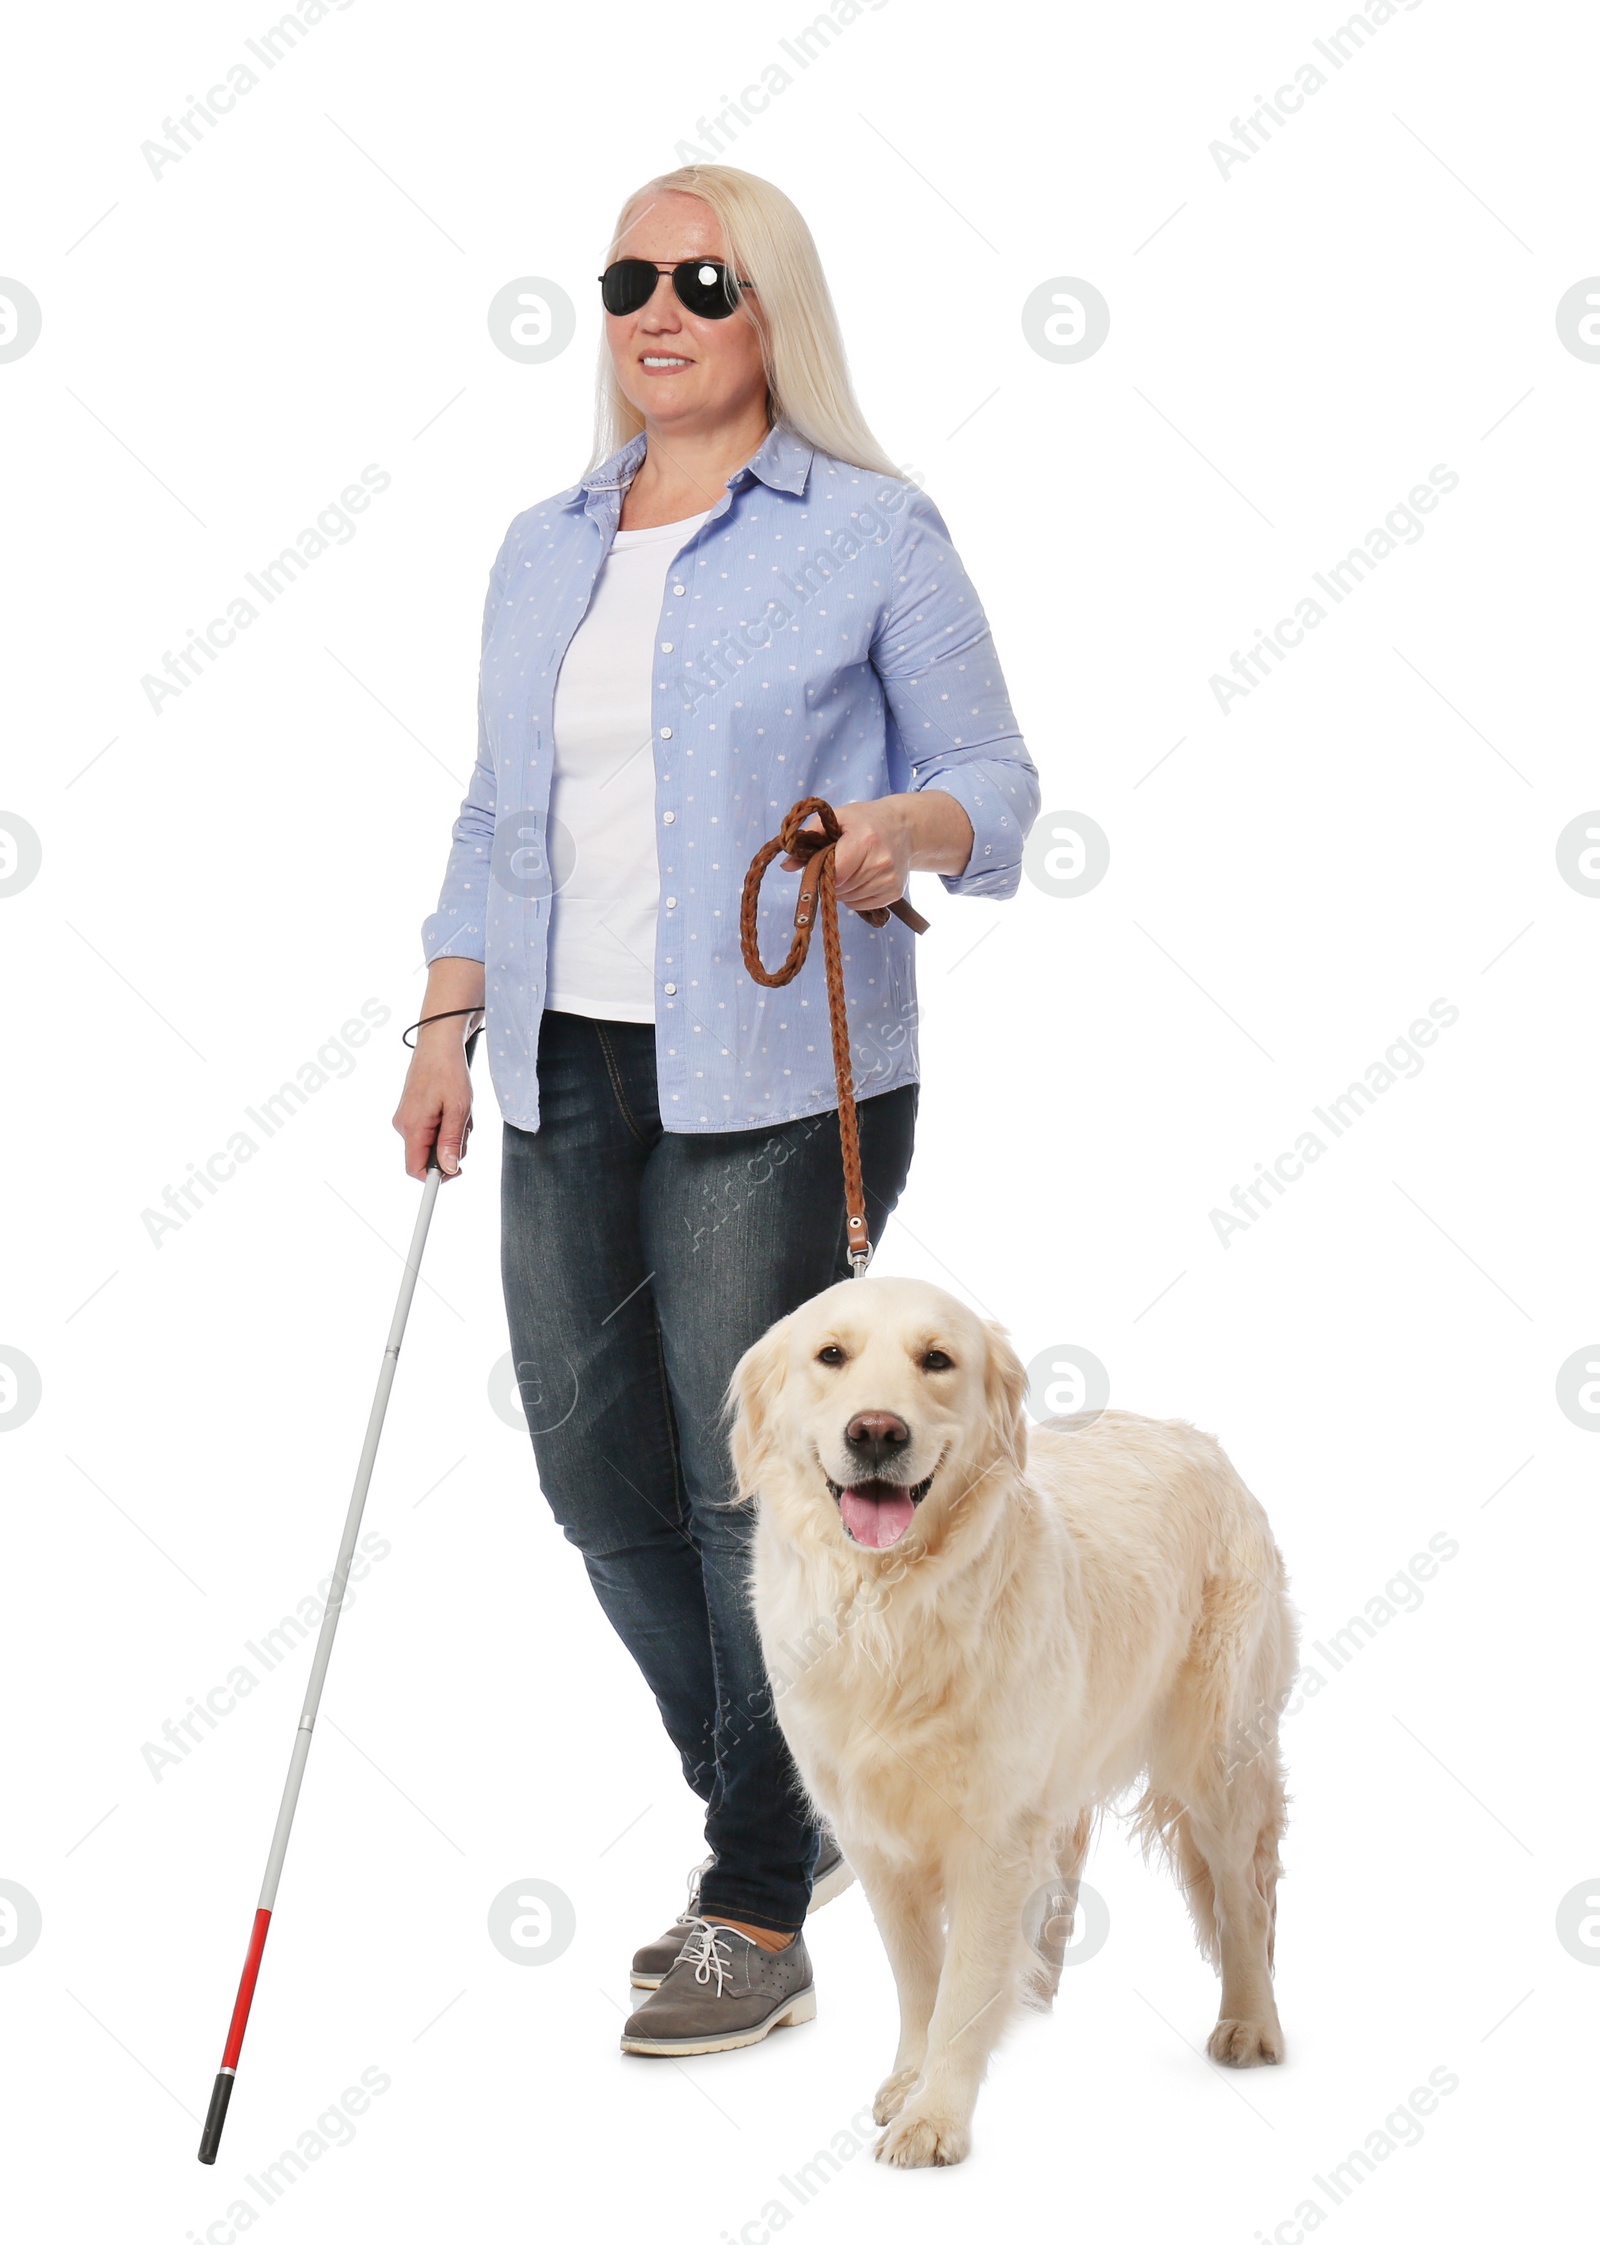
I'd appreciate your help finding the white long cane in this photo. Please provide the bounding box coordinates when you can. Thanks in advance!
[198,1036,474,2164]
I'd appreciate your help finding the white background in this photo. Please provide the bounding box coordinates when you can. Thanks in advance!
[2,0,1594,2236]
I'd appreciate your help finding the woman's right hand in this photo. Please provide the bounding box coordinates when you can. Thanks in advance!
[392,960,486,1178]
[393,1031,475,1178]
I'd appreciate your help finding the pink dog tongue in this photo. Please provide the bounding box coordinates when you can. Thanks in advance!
[840,1484,915,1549]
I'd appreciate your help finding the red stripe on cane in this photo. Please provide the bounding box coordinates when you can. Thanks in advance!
[221,1910,273,2069]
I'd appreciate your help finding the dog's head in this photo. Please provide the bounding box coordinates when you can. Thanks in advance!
[726,1276,1028,1557]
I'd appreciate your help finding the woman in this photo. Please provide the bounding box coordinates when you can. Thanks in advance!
[393,164,1038,2058]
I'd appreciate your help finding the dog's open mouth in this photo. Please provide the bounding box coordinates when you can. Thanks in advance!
[825,1472,934,1549]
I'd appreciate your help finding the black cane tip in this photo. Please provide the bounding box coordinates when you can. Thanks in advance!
[198,2070,235,2164]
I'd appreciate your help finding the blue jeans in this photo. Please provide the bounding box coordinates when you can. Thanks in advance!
[500,1008,917,1933]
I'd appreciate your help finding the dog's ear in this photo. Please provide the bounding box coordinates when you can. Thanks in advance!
[981,1319,1030,1471]
[723,1316,792,1502]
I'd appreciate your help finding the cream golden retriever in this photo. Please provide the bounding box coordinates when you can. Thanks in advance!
[727,1275,1297,2169]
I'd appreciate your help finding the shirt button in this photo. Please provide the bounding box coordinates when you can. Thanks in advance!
[660,640,673,652]
[662,809,676,824]
[664,982,677,995]
[659,726,673,739]
[671,583,686,596]
[665,895,678,908]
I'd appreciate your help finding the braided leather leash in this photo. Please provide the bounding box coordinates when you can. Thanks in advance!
[739,797,928,1276]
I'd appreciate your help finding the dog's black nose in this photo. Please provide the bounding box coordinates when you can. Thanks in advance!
[845,1410,910,1468]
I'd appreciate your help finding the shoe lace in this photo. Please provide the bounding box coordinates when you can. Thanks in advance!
[678,1853,714,1926]
[678,1916,736,1997]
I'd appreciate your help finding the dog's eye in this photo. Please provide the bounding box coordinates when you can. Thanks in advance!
[816,1345,846,1367]
[922,1349,954,1372]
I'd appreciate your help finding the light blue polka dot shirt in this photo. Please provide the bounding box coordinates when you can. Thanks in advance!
[422,421,1039,1134]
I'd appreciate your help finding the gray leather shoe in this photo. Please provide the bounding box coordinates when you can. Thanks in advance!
[630,1834,851,1989]
[809,1830,854,1911]
[621,1920,815,2056]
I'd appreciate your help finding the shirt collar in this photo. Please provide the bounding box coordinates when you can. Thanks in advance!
[570,419,814,505]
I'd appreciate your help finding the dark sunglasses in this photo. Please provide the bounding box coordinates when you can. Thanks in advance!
[598,258,756,320]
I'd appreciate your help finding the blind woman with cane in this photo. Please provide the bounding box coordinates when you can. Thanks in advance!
[393,163,1038,2057]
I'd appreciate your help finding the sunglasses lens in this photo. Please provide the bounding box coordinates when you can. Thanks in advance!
[600,261,658,316]
[674,260,739,318]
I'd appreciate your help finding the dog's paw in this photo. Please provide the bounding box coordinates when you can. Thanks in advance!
[875,2102,972,2168]
[1207,2016,1285,2067]
[872,2067,921,2125]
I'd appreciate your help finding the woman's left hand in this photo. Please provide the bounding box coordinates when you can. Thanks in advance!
[782,799,910,912]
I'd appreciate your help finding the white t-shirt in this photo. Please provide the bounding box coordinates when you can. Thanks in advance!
[545,507,711,1022]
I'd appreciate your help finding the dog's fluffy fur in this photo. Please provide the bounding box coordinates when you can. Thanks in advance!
[727,1275,1297,2169]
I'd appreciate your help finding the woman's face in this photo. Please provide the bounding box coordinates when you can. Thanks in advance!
[606,191,768,437]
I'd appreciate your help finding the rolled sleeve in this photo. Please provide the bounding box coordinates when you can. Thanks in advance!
[871,489,1039,898]
[420,526,518,964]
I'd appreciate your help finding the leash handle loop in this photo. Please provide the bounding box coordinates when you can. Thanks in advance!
[739,798,927,1275]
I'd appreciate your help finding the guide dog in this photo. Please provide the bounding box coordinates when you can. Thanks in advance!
[728,1275,1296,2168]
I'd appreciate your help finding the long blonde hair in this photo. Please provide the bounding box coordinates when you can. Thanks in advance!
[586,165,904,481]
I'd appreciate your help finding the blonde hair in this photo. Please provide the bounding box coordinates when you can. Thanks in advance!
[586,164,904,481]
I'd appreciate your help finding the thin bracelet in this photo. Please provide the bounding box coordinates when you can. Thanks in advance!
[401,1005,484,1049]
